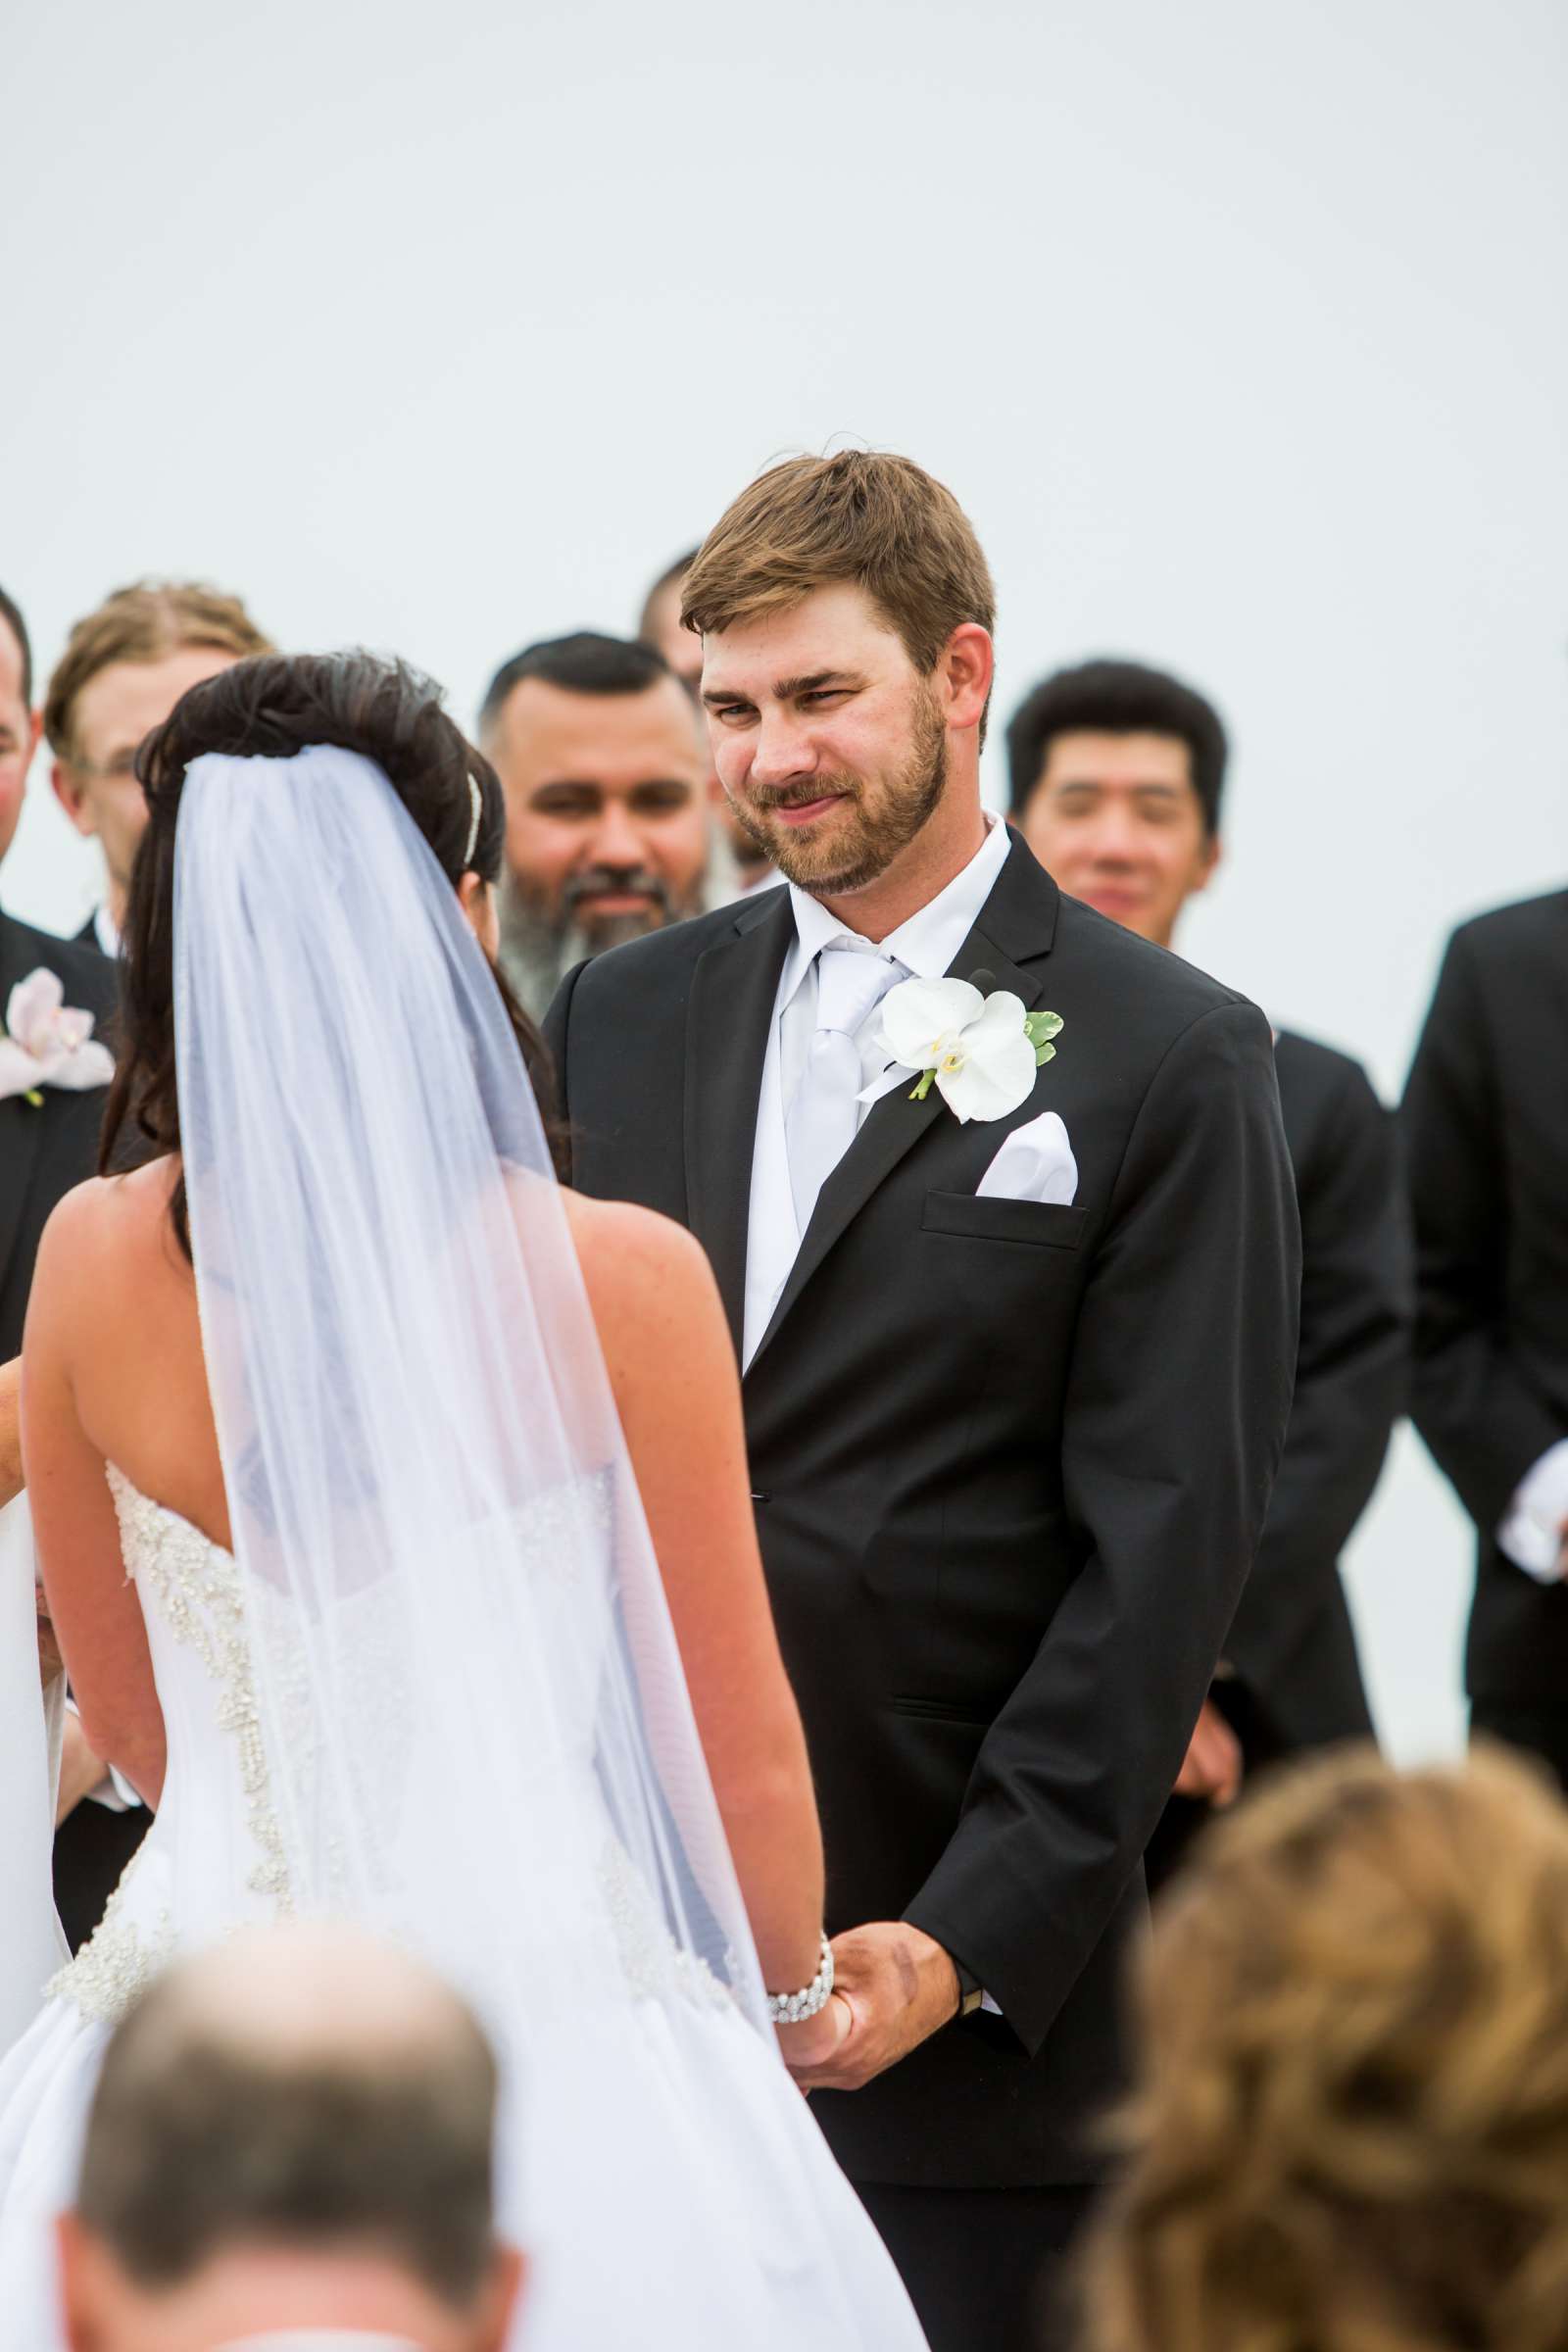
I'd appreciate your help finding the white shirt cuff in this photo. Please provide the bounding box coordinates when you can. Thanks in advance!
[1497,1438,1568,1582]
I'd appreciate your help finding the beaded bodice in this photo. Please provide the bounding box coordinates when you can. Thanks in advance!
[46,1468,292,2023]
[46,1460,730,2032]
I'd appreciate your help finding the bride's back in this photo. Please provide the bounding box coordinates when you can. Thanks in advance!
[26,648,809,2002]
[50,1157,228,1550]
[45,1152,726,1574]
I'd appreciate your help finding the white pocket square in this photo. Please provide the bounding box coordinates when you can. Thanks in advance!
[976,1109,1078,1206]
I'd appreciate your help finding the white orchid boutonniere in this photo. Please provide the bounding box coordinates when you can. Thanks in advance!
[870,975,1064,1125]
[0,969,116,1107]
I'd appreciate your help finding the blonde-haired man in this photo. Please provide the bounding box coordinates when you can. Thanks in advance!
[46,581,271,955]
[547,450,1300,2351]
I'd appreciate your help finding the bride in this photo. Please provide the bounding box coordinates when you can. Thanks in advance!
[0,652,927,2347]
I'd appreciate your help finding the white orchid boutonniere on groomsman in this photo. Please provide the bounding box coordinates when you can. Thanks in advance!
[868,974,1064,1124]
[0,969,115,1108]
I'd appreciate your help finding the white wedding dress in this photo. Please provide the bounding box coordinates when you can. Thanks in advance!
[0,742,926,2350]
[0,1467,921,2345]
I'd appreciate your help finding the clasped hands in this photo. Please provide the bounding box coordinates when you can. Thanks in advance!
[776,1921,959,2093]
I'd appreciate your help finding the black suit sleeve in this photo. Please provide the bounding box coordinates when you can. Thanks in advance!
[905,1001,1300,2054]
[1222,1059,1409,1703]
[1402,928,1562,1532]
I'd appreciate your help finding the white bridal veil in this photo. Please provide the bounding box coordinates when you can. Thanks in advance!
[172,744,770,2056]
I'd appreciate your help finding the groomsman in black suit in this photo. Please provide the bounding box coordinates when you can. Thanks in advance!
[0,584,146,1951]
[1403,890,1568,1785]
[1011,660,1409,1880]
[547,456,1300,2351]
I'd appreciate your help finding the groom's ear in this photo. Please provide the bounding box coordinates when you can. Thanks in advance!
[937,623,993,739]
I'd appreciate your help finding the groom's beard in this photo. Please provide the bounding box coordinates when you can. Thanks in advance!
[731,686,948,899]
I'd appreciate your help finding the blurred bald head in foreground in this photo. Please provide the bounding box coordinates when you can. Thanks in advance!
[58,1924,524,2352]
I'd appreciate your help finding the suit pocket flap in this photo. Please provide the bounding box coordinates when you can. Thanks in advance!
[922,1191,1090,1249]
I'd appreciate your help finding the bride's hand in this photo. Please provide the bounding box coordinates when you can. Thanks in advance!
[776,1988,853,2078]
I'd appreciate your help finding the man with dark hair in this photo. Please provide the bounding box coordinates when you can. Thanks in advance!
[548,454,1300,2350]
[57,1923,524,2352]
[0,586,40,865]
[1012,657,1408,1871]
[480,628,725,1016]
[1004,660,1227,940]
[1403,891,1568,1787]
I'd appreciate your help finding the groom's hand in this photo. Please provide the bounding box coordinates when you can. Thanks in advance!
[1172,1695,1243,1808]
[783,1922,958,2093]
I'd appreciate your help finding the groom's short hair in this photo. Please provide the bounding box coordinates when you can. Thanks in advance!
[680,450,996,718]
[72,1925,501,2309]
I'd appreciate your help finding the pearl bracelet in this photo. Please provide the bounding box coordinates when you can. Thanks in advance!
[766,1934,835,2025]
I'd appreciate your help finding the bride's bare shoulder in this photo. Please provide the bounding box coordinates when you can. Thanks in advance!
[561,1191,725,1365]
[561,1188,715,1294]
[33,1159,184,1292]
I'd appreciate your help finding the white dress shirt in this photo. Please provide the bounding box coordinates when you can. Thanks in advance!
[90,903,120,957]
[1498,1438,1568,1581]
[742,813,1009,1371]
[744,814,1010,2017]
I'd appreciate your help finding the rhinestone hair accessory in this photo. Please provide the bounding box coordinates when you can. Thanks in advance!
[464,774,483,870]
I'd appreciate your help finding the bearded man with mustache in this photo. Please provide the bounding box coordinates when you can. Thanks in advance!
[480,631,734,1018]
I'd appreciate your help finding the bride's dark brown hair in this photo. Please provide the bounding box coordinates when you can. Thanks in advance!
[101,650,564,1251]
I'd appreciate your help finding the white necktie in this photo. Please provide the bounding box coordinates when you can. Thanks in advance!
[785,946,905,1235]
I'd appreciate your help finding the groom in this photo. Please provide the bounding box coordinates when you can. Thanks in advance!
[546,453,1299,2350]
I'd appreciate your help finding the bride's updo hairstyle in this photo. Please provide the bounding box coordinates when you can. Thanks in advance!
[102,650,564,1250]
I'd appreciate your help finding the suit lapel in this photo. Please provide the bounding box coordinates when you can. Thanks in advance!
[683,889,795,1357]
[747,836,1061,1374]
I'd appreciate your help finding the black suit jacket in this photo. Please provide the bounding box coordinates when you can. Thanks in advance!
[546,834,1299,2185]
[1219,1032,1409,1751]
[1402,891,1568,1704]
[0,912,117,1360]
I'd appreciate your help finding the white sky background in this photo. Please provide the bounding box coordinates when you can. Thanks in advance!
[6,0,1566,1760]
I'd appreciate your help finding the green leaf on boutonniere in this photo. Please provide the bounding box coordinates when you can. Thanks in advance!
[1024,1010,1063,1066]
[24,1089,44,1107]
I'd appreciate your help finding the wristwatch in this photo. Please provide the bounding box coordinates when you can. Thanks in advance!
[953,1957,986,2019]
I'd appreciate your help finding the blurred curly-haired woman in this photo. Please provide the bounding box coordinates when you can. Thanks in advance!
[1084,1744,1568,2352]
